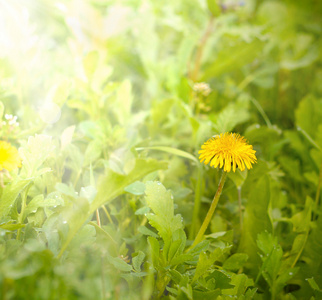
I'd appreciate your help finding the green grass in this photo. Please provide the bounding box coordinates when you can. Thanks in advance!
[0,0,321,299]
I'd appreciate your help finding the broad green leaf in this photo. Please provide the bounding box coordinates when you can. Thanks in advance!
[24,238,46,252]
[167,229,186,265]
[60,125,75,150]
[145,181,183,244]
[281,197,312,270]
[223,253,249,271]
[193,289,221,300]
[223,273,254,297]
[24,194,61,218]
[207,270,234,290]
[307,278,322,299]
[83,140,102,166]
[295,95,322,139]
[238,175,273,270]
[59,197,91,258]
[168,269,183,284]
[207,0,221,16]
[19,134,55,178]
[301,214,322,283]
[169,254,194,266]
[192,248,224,283]
[228,169,248,188]
[0,179,31,219]
[137,226,158,238]
[187,240,210,257]
[275,267,299,295]
[0,222,25,230]
[213,103,250,133]
[125,181,146,195]
[203,39,264,79]
[132,251,145,272]
[42,213,68,256]
[145,181,186,265]
[106,254,132,272]
[58,159,167,258]
[148,236,160,268]
[93,159,167,211]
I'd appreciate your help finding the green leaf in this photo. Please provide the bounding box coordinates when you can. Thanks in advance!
[59,197,91,257]
[295,95,322,139]
[24,194,63,218]
[167,229,186,265]
[275,267,299,295]
[145,181,183,243]
[187,240,209,257]
[307,277,322,298]
[0,179,31,219]
[137,225,158,238]
[92,159,167,211]
[83,51,99,80]
[238,175,273,270]
[192,248,224,283]
[168,269,183,284]
[132,251,145,272]
[19,134,55,178]
[223,253,249,271]
[256,231,286,292]
[106,254,132,272]
[115,80,133,126]
[281,197,313,271]
[207,270,234,290]
[224,273,254,297]
[207,0,221,16]
[0,222,25,230]
[228,169,248,188]
[203,39,264,79]
[193,289,221,300]
[213,103,250,133]
[148,236,160,268]
[83,140,102,166]
[125,181,146,195]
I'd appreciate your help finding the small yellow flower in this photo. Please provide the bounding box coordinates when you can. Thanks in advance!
[199,132,257,172]
[0,141,21,171]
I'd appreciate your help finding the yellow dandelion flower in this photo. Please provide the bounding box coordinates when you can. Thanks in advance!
[198,132,257,172]
[0,141,21,171]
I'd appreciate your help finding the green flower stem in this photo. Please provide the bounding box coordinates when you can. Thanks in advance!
[237,186,243,230]
[190,171,227,249]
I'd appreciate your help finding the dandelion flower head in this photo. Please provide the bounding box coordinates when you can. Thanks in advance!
[199,132,257,172]
[0,141,21,171]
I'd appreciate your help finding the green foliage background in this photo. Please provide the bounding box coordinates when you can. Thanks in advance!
[0,0,321,299]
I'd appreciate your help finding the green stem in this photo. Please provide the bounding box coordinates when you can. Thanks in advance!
[237,187,243,231]
[101,205,114,225]
[297,127,321,151]
[96,209,101,227]
[189,165,203,239]
[190,171,227,248]
[190,16,215,82]
[250,97,272,128]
